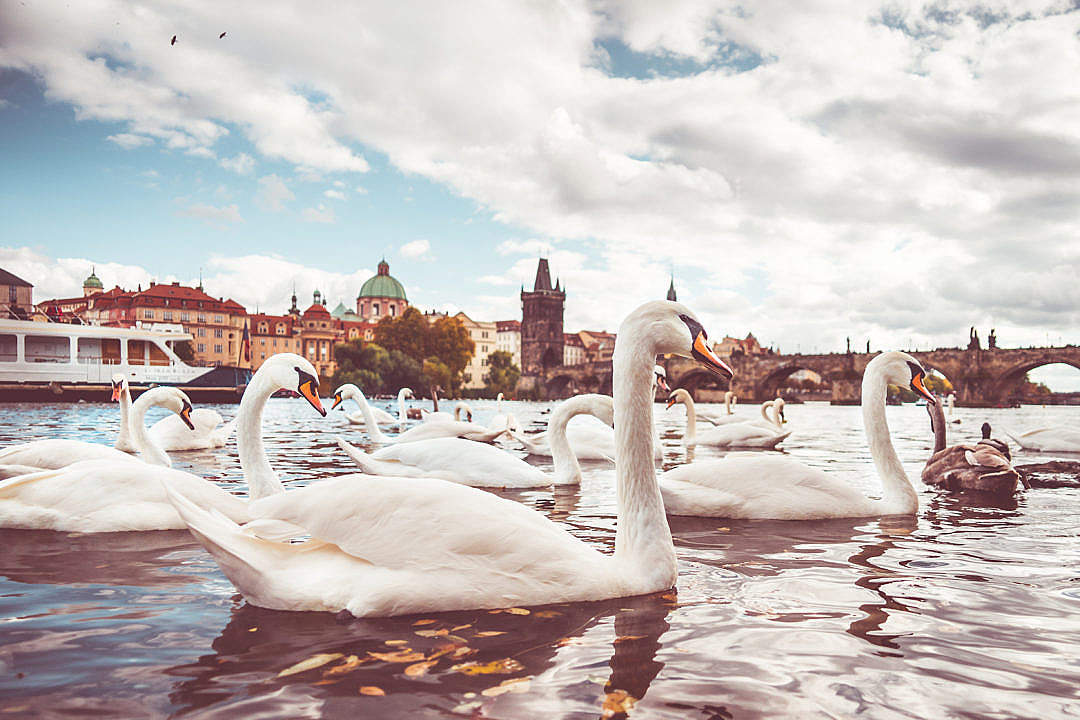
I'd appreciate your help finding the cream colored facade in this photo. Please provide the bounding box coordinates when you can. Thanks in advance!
[455,311,497,389]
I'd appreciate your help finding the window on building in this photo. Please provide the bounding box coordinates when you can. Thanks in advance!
[276,324,286,335]
[390,305,396,317]
[260,352,266,360]
[321,345,328,359]
[214,314,224,323]
[162,311,173,321]
[198,314,207,323]
[258,322,268,334]
[272,338,277,348]
[214,344,223,354]
[142,309,154,319]
[482,331,488,339]
[8,287,16,304]
[181,312,191,322]
[197,343,206,353]
[214,328,223,338]
[373,303,380,317]
[197,327,206,337]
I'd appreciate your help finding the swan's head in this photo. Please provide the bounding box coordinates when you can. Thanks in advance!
[653,365,669,393]
[496,392,504,401]
[402,388,414,399]
[871,351,936,405]
[666,388,692,409]
[625,301,732,380]
[774,397,786,423]
[331,383,360,410]
[261,353,326,416]
[110,373,128,402]
[454,402,473,422]
[156,388,195,430]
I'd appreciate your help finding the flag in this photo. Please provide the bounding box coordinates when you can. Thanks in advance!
[241,320,251,363]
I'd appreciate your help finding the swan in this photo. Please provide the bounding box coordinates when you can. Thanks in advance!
[336,394,614,488]
[162,299,734,616]
[667,390,790,449]
[336,384,399,426]
[488,392,510,431]
[1004,424,1080,453]
[978,422,1012,460]
[946,393,961,424]
[418,386,453,422]
[0,385,196,470]
[0,354,327,532]
[922,399,1021,494]
[114,373,236,453]
[677,389,741,426]
[112,373,137,453]
[335,386,506,444]
[657,351,936,519]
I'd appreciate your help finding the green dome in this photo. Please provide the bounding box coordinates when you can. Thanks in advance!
[83,269,103,289]
[357,259,407,301]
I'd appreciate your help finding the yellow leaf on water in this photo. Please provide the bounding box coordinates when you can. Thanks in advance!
[412,619,437,626]
[450,646,477,660]
[474,631,506,637]
[277,653,344,678]
[451,624,472,632]
[533,610,561,618]
[359,686,386,696]
[614,635,646,643]
[716,527,730,532]
[414,629,449,638]
[506,607,530,615]
[601,689,638,718]
[369,649,426,663]
[452,658,525,675]
[384,639,409,646]
[324,655,369,676]
[404,660,438,677]
[247,627,258,632]
[481,677,532,697]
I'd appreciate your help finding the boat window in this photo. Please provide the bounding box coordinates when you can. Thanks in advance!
[0,334,16,362]
[128,339,146,365]
[26,335,70,363]
[148,343,169,366]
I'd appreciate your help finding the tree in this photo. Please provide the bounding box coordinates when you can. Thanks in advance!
[923,371,953,394]
[422,356,452,394]
[484,350,520,397]
[331,341,388,394]
[370,307,475,391]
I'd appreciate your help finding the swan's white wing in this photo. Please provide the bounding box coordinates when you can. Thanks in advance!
[148,409,228,450]
[370,406,396,424]
[1005,427,1080,451]
[0,439,137,470]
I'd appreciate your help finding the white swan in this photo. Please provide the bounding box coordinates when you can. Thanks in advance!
[488,392,510,431]
[671,389,747,426]
[667,390,790,449]
[111,373,137,453]
[337,394,614,488]
[114,373,236,453]
[334,386,505,444]
[658,351,936,519]
[335,384,397,426]
[0,385,196,470]
[1004,425,1080,453]
[162,300,734,616]
[0,354,328,532]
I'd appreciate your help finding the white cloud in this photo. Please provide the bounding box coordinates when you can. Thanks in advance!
[400,238,432,260]
[256,174,294,211]
[106,133,153,149]
[302,203,335,223]
[178,202,244,227]
[355,185,368,195]
[220,153,255,175]
[323,189,345,200]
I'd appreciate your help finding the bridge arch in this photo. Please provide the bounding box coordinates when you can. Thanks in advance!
[989,356,1080,404]
[757,363,834,401]
[670,368,731,395]
[546,374,575,398]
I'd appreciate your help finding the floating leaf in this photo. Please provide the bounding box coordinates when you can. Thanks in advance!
[404,660,438,677]
[452,658,525,675]
[324,655,368,675]
[359,686,386,696]
[412,619,437,626]
[601,690,638,718]
[277,653,344,678]
[533,610,561,618]
[451,624,472,632]
[415,629,449,638]
[614,635,646,643]
[506,607,530,615]
[474,631,506,637]
[384,639,409,646]
[369,649,426,663]
[481,677,532,697]
[247,627,258,632]
[716,527,730,532]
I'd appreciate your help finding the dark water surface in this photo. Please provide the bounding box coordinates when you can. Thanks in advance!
[1,398,1079,718]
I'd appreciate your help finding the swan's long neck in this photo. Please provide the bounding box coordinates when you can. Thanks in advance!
[397,389,408,424]
[496,393,503,413]
[548,396,598,484]
[612,323,675,586]
[862,366,918,514]
[354,388,387,443]
[681,392,696,441]
[129,390,171,467]
[725,392,732,415]
[116,384,133,449]
[760,400,775,427]
[237,372,285,499]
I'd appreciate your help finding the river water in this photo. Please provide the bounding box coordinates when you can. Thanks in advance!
[1,397,1078,718]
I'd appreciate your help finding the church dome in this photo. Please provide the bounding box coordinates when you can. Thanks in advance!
[357,259,407,301]
[83,268,103,290]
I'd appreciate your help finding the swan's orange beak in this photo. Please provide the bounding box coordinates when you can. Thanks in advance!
[300,380,327,416]
[110,385,121,402]
[331,392,344,410]
[666,395,678,410]
[691,334,733,380]
[911,373,936,404]
[656,374,670,393]
[178,400,195,430]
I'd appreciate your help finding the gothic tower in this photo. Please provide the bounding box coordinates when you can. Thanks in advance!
[520,258,565,375]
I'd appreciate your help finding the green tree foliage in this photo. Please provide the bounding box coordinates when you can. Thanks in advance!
[422,356,452,393]
[923,371,953,394]
[484,350,521,396]
[372,307,475,391]
[331,341,425,395]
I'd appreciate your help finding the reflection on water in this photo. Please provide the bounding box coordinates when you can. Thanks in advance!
[1,398,1080,717]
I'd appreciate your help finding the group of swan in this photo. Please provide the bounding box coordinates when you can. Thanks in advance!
[0,298,1041,619]
[665,389,790,449]
[922,401,1022,494]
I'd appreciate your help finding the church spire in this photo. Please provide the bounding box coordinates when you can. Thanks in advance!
[666,275,677,302]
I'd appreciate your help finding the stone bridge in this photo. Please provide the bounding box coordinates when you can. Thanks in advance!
[520,344,1080,406]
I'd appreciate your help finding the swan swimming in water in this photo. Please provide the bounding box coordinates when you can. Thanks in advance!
[1004,424,1080,453]
[342,387,412,426]
[337,394,614,488]
[0,383,196,470]
[163,300,733,616]
[666,390,790,449]
[922,399,1021,494]
[111,374,237,452]
[657,352,936,519]
[337,386,505,444]
[0,355,327,532]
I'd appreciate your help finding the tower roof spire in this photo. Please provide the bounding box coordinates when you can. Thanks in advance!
[533,257,553,292]
[666,275,677,302]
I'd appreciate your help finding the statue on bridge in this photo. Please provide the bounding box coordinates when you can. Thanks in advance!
[968,326,980,350]
[988,328,997,350]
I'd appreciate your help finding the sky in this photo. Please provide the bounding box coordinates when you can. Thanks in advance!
[2,0,1079,388]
